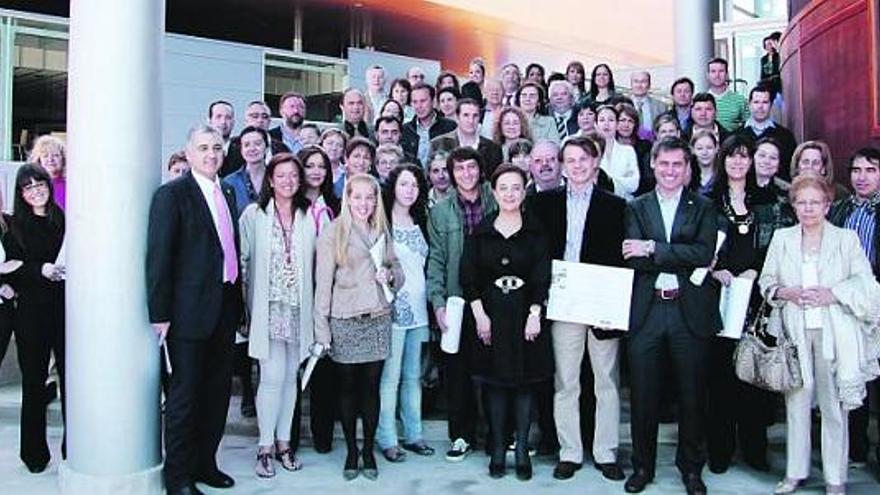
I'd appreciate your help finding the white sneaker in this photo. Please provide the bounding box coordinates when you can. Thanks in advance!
[445,438,471,462]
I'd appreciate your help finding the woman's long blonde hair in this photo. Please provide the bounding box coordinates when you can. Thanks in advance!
[334,173,390,265]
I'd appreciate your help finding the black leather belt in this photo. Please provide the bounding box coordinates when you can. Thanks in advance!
[654,288,680,301]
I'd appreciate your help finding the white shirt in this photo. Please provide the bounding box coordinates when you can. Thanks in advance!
[600,141,640,200]
[392,224,429,330]
[192,169,233,281]
[564,184,593,262]
[654,188,682,290]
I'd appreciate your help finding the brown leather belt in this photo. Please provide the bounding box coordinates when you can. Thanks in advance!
[654,288,681,301]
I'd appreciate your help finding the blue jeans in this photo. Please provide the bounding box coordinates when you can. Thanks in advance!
[377,325,428,449]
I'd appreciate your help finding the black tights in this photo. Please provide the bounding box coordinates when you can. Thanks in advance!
[486,385,532,466]
[337,360,384,460]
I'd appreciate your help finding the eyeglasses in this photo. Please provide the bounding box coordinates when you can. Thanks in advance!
[22,182,48,193]
[793,200,826,209]
[247,112,270,119]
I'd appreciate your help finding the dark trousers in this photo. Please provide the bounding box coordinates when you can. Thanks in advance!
[848,376,879,462]
[291,357,338,452]
[534,379,558,450]
[706,337,773,466]
[443,349,478,444]
[233,342,255,408]
[17,298,65,470]
[0,301,13,369]
[580,347,596,454]
[628,299,709,477]
[163,286,237,491]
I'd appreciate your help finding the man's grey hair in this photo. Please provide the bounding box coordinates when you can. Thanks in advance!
[531,139,560,155]
[186,124,222,148]
[548,80,575,99]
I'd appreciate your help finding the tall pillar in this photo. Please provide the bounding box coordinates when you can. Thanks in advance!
[60,1,165,493]
[675,0,715,89]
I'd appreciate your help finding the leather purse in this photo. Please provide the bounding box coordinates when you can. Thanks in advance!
[733,300,803,392]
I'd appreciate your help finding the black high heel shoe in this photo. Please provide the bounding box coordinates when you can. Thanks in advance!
[343,449,359,481]
[489,448,506,479]
[362,449,378,481]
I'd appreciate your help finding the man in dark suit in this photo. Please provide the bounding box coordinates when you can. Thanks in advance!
[548,80,580,140]
[621,137,721,495]
[528,136,627,482]
[736,85,796,181]
[401,82,457,169]
[431,98,503,178]
[147,125,244,495]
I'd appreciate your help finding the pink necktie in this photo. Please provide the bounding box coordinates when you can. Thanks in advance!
[213,184,239,283]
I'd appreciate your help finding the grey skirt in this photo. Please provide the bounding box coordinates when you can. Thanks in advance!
[329,313,392,364]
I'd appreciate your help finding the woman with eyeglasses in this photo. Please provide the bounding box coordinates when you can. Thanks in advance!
[759,174,880,495]
[7,164,66,473]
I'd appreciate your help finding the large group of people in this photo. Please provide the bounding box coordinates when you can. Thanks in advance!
[2,43,879,495]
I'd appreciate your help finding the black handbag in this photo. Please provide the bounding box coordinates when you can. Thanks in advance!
[733,300,804,392]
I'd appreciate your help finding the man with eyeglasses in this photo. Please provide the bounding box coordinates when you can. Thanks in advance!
[828,147,880,477]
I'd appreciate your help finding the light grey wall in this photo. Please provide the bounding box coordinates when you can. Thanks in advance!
[161,34,264,178]
[347,47,440,95]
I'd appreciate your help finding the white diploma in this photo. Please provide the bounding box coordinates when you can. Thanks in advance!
[717,276,754,339]
[690,230,727,285]
[54,235,66,280]
[547,260,634,331]
[369,234,394,303]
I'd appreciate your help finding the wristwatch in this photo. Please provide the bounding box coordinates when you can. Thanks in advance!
[528,305,541,318]
[645,240,656,256]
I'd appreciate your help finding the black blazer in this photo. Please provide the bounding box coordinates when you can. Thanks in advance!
[146,172,243,340]
[528,186,626,338]
[624,189,722,337]
[401,113,457,162]
[528,186,625,267]
[430,131,504,179]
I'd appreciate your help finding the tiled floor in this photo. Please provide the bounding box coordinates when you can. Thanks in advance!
[0,385,878,494]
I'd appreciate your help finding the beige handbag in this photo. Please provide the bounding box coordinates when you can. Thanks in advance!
[733,301,803,392]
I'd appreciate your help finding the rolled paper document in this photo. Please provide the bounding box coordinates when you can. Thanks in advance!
[441,296,465,354]
[369,234,394,303]
[690,230,727,285]
[301,342,328,391]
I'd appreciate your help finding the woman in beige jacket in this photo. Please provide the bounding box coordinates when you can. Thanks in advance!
[758,174,880,495]
[314,173,404,481]
[239,153,329,477]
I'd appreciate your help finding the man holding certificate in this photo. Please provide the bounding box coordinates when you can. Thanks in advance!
[529,136,627,482]
[621,137,721,495]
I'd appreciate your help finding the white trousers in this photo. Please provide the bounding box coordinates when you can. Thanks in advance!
[784,328,848,485]
[256,338,300,447]
[552,321,620,463]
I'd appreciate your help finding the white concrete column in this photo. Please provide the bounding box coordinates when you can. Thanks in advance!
[61,1,165,494]
[675,0,715,89]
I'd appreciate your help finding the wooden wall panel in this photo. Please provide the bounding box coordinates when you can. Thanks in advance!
[781,0,880,185]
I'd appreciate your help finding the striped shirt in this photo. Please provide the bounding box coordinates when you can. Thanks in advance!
[844,195,879,265]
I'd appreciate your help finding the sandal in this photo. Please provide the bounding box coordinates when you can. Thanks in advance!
[774,478,802,494]
[402,441,435,456]
[275,449,302,471]
[382,446,407,463]
[255,451,275,478]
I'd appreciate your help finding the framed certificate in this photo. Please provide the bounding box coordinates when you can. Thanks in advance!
[547,260,634,330]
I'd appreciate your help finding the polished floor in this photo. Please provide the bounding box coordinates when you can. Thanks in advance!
[0,385,878,494]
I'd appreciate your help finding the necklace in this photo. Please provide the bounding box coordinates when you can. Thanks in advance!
[722,196,753,235]
[274,206,297,288]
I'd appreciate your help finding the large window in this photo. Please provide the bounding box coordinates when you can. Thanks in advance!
[264,51,347,123]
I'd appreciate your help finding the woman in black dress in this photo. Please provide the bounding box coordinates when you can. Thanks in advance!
[707,135,793,473]
[7,164,65,472]
[461,164,553,480]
